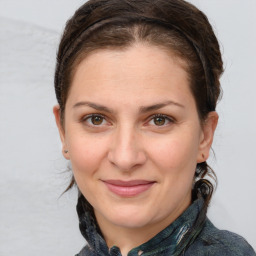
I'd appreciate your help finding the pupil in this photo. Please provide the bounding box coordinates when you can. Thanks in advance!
[92,116,103,125]
[154,117,165,126]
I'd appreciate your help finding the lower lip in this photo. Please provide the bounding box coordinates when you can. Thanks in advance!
[104,182,155,197]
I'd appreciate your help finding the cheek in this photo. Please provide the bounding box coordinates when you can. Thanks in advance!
[67,134,109,179]
[148,132,199,173]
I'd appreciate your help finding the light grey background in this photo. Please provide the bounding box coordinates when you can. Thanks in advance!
[0,0,255,255]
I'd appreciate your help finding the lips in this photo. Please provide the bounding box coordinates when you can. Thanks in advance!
[102,179,155,197]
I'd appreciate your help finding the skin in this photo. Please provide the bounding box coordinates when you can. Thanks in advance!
[54,43,218,256]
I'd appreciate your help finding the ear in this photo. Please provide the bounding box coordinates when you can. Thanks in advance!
[197,111,218,163]
[53,105,70,160]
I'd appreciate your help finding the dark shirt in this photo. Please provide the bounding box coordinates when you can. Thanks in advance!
[76,198,255,256]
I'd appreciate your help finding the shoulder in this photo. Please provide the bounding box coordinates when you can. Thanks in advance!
[75,244,97,256]
[185,219,256,256]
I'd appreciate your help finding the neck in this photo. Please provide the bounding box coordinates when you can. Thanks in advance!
[97,220,167,255]
[94,197,191,255]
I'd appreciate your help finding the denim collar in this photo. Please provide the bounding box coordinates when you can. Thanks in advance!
[77,196,205,256]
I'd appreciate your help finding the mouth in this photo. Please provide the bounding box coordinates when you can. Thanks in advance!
[102,179,156,197]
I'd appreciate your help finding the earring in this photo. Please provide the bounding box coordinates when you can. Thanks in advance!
[64,150,68,153]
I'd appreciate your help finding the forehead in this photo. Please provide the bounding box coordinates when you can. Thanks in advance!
[67,44,194,108]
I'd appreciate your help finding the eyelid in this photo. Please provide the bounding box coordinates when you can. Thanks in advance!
[146,113,175,126]
[82,113,105,120]
[80,113,175,127]
[81,113,109,126]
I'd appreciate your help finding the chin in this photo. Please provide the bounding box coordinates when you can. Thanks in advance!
[111,215,151,229]
[105,205,157,229]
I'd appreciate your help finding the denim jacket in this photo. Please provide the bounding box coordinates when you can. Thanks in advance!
[75,197,255,256]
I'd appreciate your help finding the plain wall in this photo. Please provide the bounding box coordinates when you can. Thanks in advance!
[0,0,255,255]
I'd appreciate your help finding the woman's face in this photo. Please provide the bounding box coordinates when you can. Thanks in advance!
[54,44,217,231]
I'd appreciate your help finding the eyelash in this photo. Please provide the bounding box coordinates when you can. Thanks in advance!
[81,114,107,126]
[148,114,174,126]
[81,113,175,127]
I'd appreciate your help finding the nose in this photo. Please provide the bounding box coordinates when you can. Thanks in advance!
[107,125,147,172]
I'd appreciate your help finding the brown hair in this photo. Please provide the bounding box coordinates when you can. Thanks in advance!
[55,0,223,224]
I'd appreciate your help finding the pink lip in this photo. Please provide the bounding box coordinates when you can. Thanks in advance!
[102,180,156,197]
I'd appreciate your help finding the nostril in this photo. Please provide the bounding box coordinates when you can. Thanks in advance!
[107,149,147,171]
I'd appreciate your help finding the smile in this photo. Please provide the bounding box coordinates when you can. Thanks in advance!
[102,180,156,197]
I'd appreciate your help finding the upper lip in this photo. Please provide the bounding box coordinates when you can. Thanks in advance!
[102,180,156,186]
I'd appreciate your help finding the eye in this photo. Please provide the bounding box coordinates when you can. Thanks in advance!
[83,114,107,126]
[148,114,174,126]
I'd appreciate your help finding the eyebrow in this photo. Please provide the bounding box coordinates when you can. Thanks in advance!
[73,101,113,113]
[73,100,184,113]
[139,100,184,113]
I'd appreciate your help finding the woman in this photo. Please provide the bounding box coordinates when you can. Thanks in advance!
[53,0,256,255]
